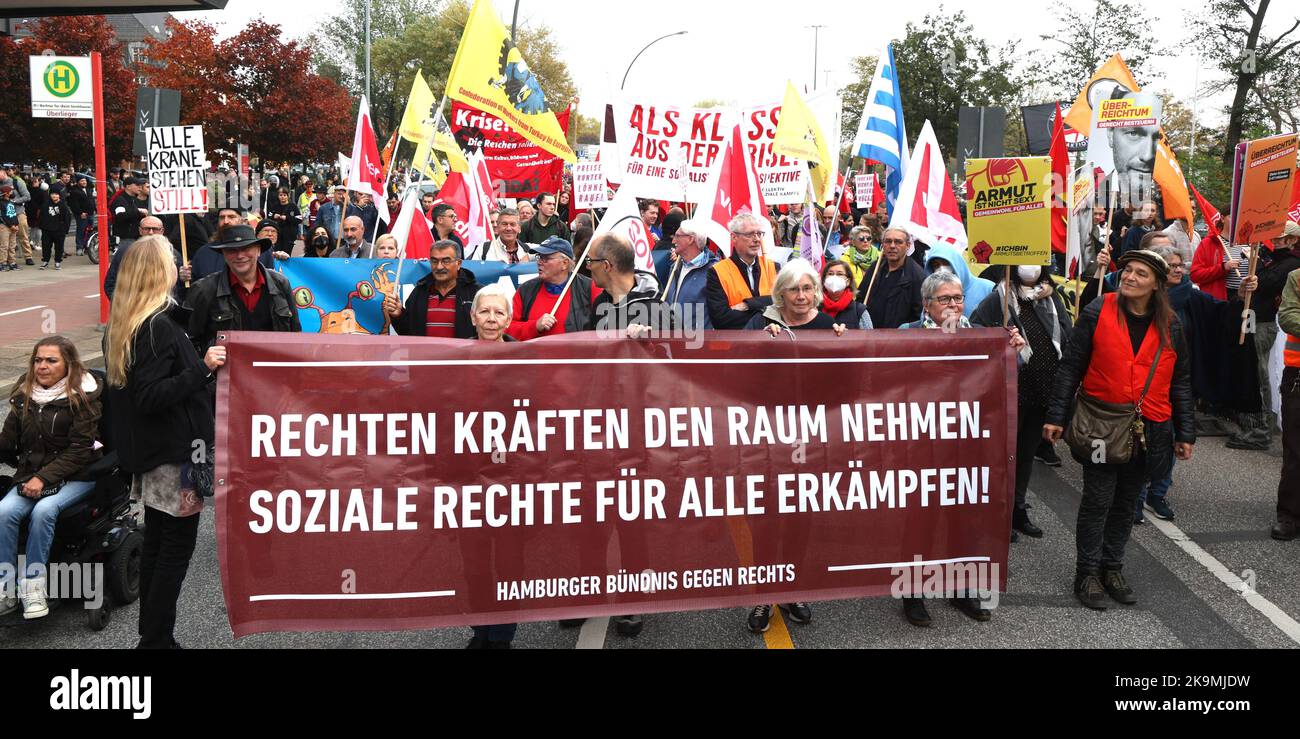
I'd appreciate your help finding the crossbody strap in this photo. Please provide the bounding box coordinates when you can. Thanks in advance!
[1135,344,1164,415]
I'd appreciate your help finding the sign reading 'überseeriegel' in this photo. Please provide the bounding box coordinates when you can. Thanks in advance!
[147,125,208,215]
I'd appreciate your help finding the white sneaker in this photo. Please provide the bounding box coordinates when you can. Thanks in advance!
[20,578,48,619]
[54,263,61,270]
[0,589,17,616]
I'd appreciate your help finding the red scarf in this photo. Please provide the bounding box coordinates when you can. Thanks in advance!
[822,290,853,317]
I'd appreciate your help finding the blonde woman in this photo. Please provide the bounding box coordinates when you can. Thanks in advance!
[105,235,225,648]
[0,336,102,619]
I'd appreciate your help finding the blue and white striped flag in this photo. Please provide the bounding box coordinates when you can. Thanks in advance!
[851,43,909,215]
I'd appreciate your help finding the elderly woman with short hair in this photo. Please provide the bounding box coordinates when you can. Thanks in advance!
[744,258,848,335]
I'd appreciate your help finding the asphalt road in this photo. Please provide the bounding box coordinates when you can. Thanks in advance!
[0,235,1295,649]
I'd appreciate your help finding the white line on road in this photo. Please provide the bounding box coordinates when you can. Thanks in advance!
[1148,516,1300,645]
[828,556,991,573]
[84,293,100,299]
[575,617,610,650]
[249,590,456,602]
[0,305,45,317]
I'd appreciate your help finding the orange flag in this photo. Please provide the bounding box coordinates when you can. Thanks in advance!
[1065,54,1193,235]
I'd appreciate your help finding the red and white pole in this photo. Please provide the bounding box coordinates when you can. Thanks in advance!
[91,51,110,324]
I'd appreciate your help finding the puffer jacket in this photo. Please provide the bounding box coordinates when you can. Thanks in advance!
[0,374,103,488]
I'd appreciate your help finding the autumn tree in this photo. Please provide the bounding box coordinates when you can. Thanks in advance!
[0,16,138,167]
[144,18,353,165]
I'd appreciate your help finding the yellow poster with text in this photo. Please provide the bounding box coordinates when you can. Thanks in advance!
[965,157,1053,266]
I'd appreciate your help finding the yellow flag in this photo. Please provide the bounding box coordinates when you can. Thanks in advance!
[433,129,469,174]
[446,0,575,162]
[412,138,446,185]
[399,70,437,144]
[773,81,833,202]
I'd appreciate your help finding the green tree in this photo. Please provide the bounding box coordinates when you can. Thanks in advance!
[1029,0,1164,99]
[890,8,1020,167]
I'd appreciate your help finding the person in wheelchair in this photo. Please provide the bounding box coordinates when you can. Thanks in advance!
[0,336,102,619]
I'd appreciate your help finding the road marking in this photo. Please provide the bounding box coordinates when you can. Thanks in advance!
[763,607,795,649]
[575,617,609,649]
[249,590,455,602]
[84,293,100,299]
[0,305,45,317]
[1148,516,1300,645]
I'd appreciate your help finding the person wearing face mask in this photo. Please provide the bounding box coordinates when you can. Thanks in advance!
[923,242,994,319]
[972,263,1073,541]
[304,226,333,258]
[663,219,720,329]
[819,260,870,328]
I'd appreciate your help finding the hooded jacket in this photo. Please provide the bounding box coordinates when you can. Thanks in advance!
[924,242,994,318]
[0,373,102,488]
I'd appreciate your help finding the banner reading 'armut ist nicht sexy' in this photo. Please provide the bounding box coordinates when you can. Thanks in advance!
[216,331,1015,637]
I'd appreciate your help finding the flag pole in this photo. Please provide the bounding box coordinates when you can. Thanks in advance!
[659,257,682,302]
[549,238,594,319]
[1239,241,1260,345]
[370,135,401,244]
[860,246,885,306]
[1001,270,1012,327]
[821,166,852,256]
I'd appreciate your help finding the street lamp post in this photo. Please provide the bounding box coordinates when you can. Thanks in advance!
[621,31,689,90]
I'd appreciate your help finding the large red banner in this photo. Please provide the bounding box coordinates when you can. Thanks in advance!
[216,331,1015,637]
[449,101,568,200]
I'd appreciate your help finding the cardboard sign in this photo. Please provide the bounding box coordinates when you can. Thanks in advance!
[855,174,875,209]
[572,161,610,209]
[965,157,1053,266]
[1085,92,1162,182]
[1231,133,1299,244]
[147,125,208,214]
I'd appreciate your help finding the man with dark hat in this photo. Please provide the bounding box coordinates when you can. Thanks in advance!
[507,236,601,340]
[108,176,150,245]
[189,215,277,283]
[184,224,301,355]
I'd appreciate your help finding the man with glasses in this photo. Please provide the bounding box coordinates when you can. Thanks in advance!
[104,217,196,301]
[856,226,926,329]
[585,232,667,336]
[664,219,720,329]
[429,203,466,251]
[705,213,778,330]
[385,240,482,339]
[507,236,601,340]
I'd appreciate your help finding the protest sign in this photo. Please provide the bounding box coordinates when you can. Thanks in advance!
[146,125,207,214]
[1230,133,1298,245]
[855,175,876,210]
[572,161,610,209]
[216,331,1014,636]
[278,258,538,335]
[610,92,840,205]
[448,101,568,200]
[965,157,1052,266]
[1085,92,1161,189]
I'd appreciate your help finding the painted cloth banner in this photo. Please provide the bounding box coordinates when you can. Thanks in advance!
[277,259,539,335]
[216,331,1014,636]
[610,92,840,205]
[965,157,1053,266]
[448,101,569,200]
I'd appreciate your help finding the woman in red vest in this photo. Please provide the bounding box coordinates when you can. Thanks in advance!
[1043,250,1195,611]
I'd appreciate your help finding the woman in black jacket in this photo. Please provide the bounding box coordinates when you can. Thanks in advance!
[972,265,1073,541]
[1044,250,1194,611]
[105,235,226,648]
[0,336,102,619]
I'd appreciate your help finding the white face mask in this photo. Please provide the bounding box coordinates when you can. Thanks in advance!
[1017,266,1042,284]
[824,275,849,294]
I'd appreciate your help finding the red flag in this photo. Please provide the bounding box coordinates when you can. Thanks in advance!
[1050,103,1069,255]
[435,151,496,252]
[347,96,388,222]
[699,124,770,256]
[1189,182,1221,242]
[1288,168,1300,224]
[392,189,435,260]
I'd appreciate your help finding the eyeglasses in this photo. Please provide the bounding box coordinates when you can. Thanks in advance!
[429,257,459,267]
[784,284,817,295]
[929,294,965,305]
[139,227,163,234]
[1167,262,1185,271]
[731,231,764,239]
[583,257,609,267]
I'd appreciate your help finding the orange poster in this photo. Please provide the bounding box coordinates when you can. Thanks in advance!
[1233,133,1299,244]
